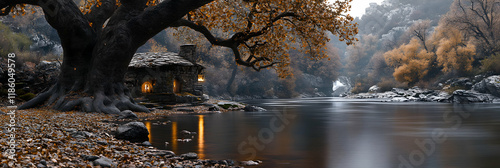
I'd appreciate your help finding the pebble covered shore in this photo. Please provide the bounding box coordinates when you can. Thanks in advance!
[0,103,251,168]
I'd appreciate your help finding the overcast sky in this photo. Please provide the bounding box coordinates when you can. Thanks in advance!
[331,0,385,18]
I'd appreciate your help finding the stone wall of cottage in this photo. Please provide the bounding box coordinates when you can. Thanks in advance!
[124,66,201,98]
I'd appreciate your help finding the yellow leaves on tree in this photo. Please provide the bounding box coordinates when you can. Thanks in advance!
[434,27,475,74]
[148,39,168,52]
[185,0,358,77]
[384,38,434,85]
[5,4,31,18]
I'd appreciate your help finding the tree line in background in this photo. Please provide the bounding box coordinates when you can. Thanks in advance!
[344,0,499,93]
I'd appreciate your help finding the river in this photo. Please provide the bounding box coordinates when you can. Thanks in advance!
[144,98,500,168]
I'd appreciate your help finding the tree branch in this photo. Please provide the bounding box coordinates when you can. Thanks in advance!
[84,0,117,33]
[171,19,235,47]
[170,9,300,72]
[127,0,214,46]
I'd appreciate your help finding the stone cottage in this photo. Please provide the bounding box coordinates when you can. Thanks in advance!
[125,45,205,103]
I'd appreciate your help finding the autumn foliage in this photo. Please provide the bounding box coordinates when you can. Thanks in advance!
[182,0,358,77]
[384,38,434,85]
[433,26,475,74]
[380,0,498,87]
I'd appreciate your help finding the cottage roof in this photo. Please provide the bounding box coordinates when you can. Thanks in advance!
[129,52,200,68]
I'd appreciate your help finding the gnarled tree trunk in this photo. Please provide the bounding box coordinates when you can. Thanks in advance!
[0,0,213,113]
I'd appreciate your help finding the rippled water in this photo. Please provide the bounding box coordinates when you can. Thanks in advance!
[145,98,500,168]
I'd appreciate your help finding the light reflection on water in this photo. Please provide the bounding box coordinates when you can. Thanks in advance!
[144,98,500,168]
[198,115,205,159]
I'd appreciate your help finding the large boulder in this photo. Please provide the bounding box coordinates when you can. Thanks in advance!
[451,90,495,103]
[472,75,500,97]
[446,77,473,90]
[391,88,406,95]
[117,110,138,119]
[115,122,149,142]
[368,85,380,93]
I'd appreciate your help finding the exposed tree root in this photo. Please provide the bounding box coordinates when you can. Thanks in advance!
[18,83,149,114]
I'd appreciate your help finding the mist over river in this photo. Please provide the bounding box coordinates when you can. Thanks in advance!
[145,98,500,168]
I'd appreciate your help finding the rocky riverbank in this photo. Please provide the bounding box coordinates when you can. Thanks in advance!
[346,75,500,103]
[0,99,263,167]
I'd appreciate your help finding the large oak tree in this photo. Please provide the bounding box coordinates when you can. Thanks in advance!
[1,0,357,113]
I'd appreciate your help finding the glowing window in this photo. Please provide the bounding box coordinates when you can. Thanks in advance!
[198,74,205,82]
[141,81,153,93]
[173,79,181,93]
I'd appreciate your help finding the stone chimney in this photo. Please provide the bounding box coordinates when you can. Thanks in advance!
[179,44,196,63]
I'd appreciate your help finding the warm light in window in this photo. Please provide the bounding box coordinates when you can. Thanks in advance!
[198,74,205,82]
[173,79,181,93]
[141,81,153,93]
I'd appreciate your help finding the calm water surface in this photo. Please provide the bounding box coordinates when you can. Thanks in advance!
[145,98,500,168]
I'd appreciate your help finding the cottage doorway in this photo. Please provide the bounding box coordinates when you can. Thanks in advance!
[173,79,182,93]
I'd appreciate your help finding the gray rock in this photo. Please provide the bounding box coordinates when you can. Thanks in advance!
[451,90,495,103]
[115,122,149,142]
[141,141,152,146]
[472,75,500,97]
[240,160,259,166]
[180,152,198,160]
[39,160,47,166]
[349,87,454,103]
[208,105,220,111]
[314,92,327,97]
[202,94,210,100]
[446,77,473,89]
[217,101,241,106]
[70,141,91,146]
[82,154,99,161]
[63,128,77,133]
[369,85,380,92]
[392,88,406,95]
[70,131,93,139]
[143,162,153,167]
[145,149,175,157]
[243,105,266,112]
[93,157,116,167]
[117,110,138,119]
[390,97,409,102]
[97,141,108,145]
[225,159,235,166]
